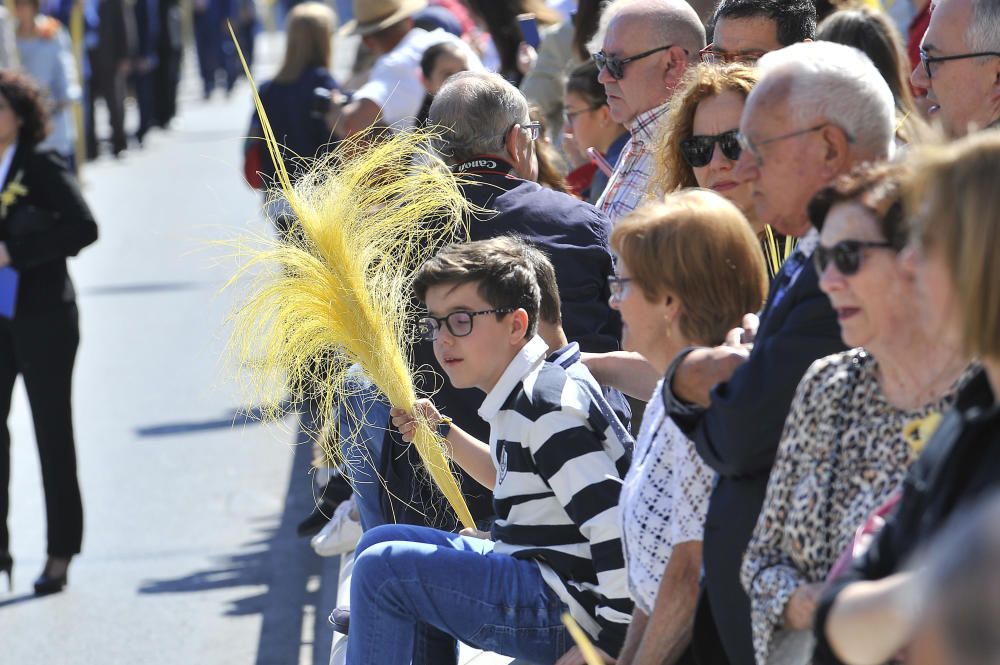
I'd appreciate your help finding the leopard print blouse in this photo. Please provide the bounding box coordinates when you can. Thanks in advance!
[740,349,973,665]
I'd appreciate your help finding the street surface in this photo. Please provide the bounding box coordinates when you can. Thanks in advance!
[2,36,340,665]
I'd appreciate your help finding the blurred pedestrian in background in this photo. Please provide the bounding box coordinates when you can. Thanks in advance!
[14,0,80,169]
[0,6,18,68]
[154,0,182,128]
[0,70,98,597]
[86,0,134,158]
[130,0,159,146]
[245,1,340,239]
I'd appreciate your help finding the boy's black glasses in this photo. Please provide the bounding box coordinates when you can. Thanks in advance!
[812,240,894,276]
[417,308,515,341]
[592,44,676,80]
[680,130,742,167]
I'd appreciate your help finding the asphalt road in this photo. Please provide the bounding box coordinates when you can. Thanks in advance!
[1,36,341,665]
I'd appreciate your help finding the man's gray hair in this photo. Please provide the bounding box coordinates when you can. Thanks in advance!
[427,71,530,165]
[587,0,706,56]
[756,41,895,160]
[967,0,1000,52]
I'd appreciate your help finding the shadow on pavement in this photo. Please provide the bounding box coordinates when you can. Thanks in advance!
[135,401,294,437]
[0,591,45,610]
[137,425,337,665]
[82,280,212,296]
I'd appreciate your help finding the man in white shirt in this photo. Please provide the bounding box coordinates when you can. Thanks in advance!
[334,0,481,137]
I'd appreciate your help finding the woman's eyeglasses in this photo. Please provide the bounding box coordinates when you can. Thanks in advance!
[607,275,633,301]
[812,240,894,276]
[680,130,742,167]
[563,104,604,126]
[416,308,515,341]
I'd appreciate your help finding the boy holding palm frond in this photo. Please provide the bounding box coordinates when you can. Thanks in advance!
[346,238,633,665]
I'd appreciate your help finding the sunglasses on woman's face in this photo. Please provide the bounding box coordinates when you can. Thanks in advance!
[812,239,894,276]
[680,129,742,168]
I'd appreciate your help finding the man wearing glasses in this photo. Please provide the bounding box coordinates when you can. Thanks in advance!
[342,71,621,533]
[592,0,705,224]
[700,0,815,66]
[661,42,896,665]
[909,0,1000,137]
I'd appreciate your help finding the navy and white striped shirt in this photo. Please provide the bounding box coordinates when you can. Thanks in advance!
[480,336,633,653]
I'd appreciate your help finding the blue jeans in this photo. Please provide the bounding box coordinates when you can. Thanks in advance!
[346,524,570,665]
[337,384,391,531]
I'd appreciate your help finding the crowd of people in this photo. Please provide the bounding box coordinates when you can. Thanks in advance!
[0,0,979,661]
[0,0,189,163]
[237,0,1000,664]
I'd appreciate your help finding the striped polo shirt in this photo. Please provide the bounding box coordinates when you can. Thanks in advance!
[479,336,633,653]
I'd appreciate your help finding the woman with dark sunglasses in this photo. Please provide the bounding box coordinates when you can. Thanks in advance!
[739,162,974,665]
[648,63,791,277]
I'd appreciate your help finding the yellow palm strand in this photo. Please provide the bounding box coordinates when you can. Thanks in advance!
[561,613,604,665]
[226,26,476,529]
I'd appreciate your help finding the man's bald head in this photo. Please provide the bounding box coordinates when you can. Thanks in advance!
[594,0,706,123]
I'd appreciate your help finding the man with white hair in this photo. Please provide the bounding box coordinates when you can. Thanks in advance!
[662,41,895,665]
[593,0,705,223]
[909,0,1000,137]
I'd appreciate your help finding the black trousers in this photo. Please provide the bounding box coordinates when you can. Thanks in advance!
[0,304,82,557]
[86,53,128,156]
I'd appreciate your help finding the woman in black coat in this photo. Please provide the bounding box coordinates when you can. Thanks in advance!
[0,71,98,595]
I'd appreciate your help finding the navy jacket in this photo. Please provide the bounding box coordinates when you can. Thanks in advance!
[672,258,846,665]
[457,159,620,352]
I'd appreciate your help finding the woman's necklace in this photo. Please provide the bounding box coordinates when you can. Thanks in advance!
[878,350,969,412]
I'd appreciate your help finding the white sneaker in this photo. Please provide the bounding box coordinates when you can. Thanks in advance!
[311,496,363,557]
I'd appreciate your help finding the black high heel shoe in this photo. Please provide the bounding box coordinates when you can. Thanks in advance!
[33,556,70,596]
[0,552,11,592]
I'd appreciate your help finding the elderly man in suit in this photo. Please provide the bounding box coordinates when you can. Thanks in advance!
[661,41,897,665]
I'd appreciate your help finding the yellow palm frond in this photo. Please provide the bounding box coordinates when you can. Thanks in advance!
[225,24,476,528]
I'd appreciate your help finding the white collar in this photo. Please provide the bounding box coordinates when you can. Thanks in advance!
[478,335,550,421]
[795,228,820,258]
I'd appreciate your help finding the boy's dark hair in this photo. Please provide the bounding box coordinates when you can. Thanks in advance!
[512,239,562,327]
[711,0,817,46]
[420,41,464,79]
[413,237,542,339]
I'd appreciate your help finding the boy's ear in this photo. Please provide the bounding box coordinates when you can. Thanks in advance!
[509,308,530,343]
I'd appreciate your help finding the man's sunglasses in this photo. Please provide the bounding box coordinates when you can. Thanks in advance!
[680,129,742,167]
[812,240,894,276]
[592,44,675,80]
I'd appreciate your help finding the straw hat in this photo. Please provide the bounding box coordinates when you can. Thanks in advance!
[342,0,429,36]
